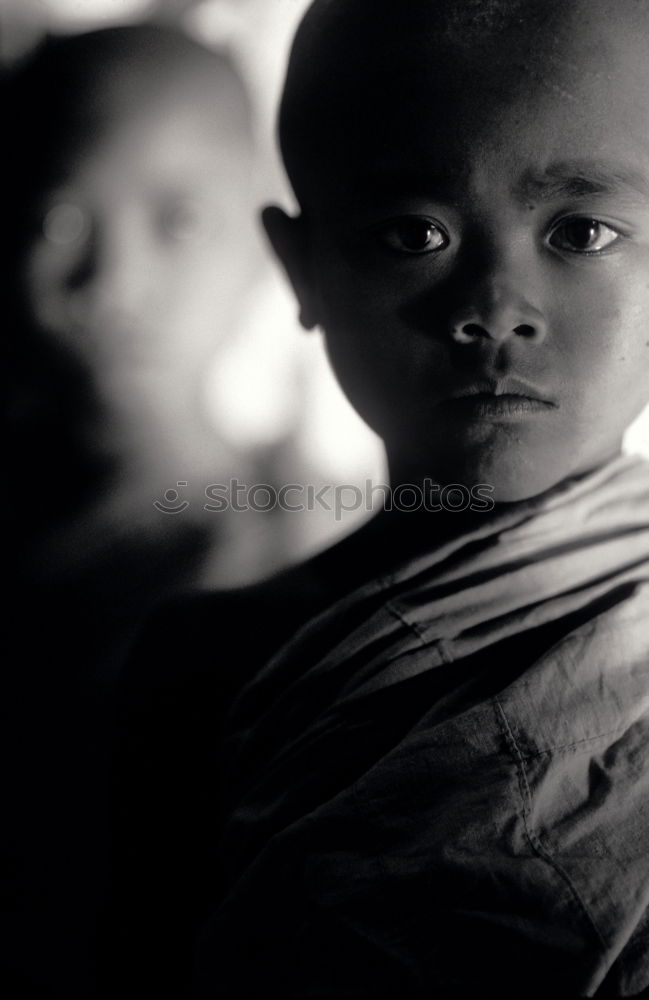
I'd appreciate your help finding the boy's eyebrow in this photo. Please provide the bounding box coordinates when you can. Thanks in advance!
[332,160,649,212]
[517,161,649,202]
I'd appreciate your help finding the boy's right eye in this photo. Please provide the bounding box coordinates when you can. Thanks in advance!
[42,202,89,246]
[372,216,449,255]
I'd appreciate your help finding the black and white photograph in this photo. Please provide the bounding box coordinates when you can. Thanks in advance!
[3,0,649,996]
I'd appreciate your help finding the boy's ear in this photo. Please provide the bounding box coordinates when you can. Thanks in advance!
[262,206,318,330]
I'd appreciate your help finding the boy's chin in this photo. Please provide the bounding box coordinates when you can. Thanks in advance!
[483,470,570,505]
[440,465,553,505]
[400,440,595,505]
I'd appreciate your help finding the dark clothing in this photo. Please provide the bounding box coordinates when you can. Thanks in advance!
[1,521,208,999]
[104,455,649,998]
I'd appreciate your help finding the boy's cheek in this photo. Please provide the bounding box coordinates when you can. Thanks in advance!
[314,256,427,337]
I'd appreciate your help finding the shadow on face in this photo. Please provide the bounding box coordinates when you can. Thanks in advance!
[268,0,649,500]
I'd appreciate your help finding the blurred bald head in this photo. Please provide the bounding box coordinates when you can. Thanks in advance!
[10,22,258,393]
[9,23,252,217]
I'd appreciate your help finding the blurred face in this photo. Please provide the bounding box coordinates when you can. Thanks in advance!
[23,85,253,383]
[274,1,649,500]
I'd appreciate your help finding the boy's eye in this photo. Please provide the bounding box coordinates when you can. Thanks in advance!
[549,217,620,254]
[42,202,89,246]
[374,216,448,255]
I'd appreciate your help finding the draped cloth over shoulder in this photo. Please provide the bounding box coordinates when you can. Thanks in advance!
[195,454,649,999]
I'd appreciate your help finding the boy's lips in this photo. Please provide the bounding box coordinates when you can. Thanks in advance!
[441,378,558,420]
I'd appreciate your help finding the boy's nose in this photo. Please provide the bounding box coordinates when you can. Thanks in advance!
[448,284,547,345]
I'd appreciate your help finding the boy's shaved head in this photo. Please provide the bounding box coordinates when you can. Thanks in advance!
[279,0,647,205]
[15,22,251,122]
[10,24,251,214]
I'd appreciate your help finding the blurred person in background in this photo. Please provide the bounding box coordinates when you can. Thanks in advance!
[2,23,287,996]
[6,22,281,677]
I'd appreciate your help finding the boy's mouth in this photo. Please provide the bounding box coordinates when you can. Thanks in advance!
[443,378,557,420]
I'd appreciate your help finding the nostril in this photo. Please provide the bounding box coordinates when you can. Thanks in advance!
[452,320,544,343]
[461,323,488,338]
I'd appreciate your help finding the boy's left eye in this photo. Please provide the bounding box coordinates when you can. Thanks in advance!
[373,216,448,254]
[549,217,620,253]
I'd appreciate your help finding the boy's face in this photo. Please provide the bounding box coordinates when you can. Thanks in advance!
[23,80,252,386]
[271,1,649,501]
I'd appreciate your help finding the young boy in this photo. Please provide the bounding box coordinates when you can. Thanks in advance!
[4,24,267,998]
[106,1,649,996]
